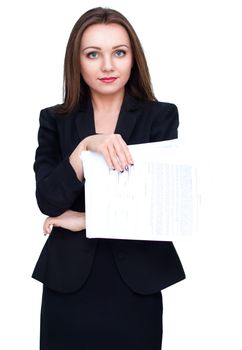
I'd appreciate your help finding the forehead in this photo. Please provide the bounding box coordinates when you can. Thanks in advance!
[80,23,130,48]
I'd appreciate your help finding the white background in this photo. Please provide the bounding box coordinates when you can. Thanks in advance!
[0,0,241,349]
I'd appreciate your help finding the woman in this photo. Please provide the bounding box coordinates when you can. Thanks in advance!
[32,7,185,350]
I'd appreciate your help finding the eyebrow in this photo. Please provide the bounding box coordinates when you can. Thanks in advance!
[82,44,129,52]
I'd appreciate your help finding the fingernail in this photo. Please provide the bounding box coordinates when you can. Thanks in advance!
[125,166,129,171]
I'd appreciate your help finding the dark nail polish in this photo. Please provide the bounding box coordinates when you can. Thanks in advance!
[125,166,129,171]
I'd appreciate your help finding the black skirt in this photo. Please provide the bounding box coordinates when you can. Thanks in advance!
[40,239,163,350]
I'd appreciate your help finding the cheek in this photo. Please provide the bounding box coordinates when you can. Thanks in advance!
[80,61,89,75]
[80,63,95,83]
[119,60,133,79]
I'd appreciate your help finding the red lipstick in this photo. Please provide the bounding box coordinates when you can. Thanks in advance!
[99,77,117,83]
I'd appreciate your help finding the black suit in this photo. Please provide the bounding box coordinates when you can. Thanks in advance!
[32,92,185,295]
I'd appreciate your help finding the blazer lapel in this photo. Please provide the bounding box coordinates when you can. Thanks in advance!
[75,92,141,143]
[114,93,140,143]
[75,97,96,141]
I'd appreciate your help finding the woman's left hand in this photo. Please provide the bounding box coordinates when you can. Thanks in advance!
[43,210,86,235]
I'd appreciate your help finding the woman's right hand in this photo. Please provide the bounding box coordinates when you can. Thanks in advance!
[69,134,134,181]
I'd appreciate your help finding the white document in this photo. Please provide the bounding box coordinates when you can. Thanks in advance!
[81,140,199,241]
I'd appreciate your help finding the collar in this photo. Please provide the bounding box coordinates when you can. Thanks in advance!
[75,92,141,143]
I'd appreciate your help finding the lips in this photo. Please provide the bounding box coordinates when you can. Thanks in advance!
[99,77,117,83]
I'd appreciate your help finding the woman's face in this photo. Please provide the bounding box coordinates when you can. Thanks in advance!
[80,23,133,97]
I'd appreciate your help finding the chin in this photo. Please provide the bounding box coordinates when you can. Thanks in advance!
[93,86,125,96]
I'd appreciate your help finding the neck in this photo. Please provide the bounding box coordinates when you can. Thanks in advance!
[90,89,125,113]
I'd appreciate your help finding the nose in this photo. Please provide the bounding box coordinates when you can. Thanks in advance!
[101,54,114,72]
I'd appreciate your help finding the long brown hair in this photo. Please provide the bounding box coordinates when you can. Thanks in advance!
[55,7,157,114]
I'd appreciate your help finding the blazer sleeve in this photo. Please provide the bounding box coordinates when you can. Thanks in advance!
[33,108,84,217]
[150,103,179,142]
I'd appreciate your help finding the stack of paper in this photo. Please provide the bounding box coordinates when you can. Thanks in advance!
[81,140,199,241]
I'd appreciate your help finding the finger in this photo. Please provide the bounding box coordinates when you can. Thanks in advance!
[114,142,130,169]
[117,136,134,165]
[107,143,124,172]
[46,223,53,235]
[101,146,116,171]
[112,137,133,170]
[43,218,49,234]
[43,218,53,235]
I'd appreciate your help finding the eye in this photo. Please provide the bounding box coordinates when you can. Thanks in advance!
[115,50,126,57]
[87,51,98,59]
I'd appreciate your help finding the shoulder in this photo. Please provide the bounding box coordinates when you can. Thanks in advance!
[37,104,70,136]
[142,100,179,142]
[38,103,77,129]
[136,99,179,127]
[39,103,67,119]
[141,99,178,116]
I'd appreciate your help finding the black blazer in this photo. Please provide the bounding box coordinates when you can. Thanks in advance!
[32,92,185,294]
